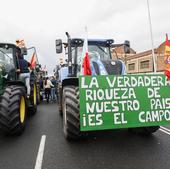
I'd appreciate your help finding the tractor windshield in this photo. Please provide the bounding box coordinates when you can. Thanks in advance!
[76,44,112,66]
[88,45,111,60]
[0,46,15,75]
[0,46,14,65]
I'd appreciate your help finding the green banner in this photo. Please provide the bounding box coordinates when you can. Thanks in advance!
[79,74,170,131]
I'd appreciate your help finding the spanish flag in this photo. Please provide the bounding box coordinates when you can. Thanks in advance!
[165,34,170,55]
[164,34,170,80]
[30,52,37,69]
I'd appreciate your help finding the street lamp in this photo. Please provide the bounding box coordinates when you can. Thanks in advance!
[147,0,157,73]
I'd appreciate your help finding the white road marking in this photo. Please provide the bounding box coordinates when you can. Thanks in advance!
[160,126,170,133]
[34,135,46,169]
[160,128,170,136]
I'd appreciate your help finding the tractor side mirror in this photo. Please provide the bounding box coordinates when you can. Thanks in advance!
[21,47,27,55]
[124,40,130,54]
[56,39,62,54]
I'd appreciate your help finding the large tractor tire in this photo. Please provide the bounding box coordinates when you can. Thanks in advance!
[28,79,37,115]
[62,86,82,140]
[129,126,160,135]
[0,85,27,135]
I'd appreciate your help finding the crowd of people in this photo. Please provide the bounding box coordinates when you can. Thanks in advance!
[39,76,57,103]
[17,52,57,104]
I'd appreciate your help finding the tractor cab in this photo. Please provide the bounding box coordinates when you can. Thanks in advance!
[71,38,113,60]
[70,39,126,76]
[0,43,22,81]
[56,34,130,77]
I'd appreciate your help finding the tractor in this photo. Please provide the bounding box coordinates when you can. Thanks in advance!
[55,32,159,140]
[0,43,40,135]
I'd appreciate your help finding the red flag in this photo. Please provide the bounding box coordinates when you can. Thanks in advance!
[164,34,170,80]
[81,29,92,76]
[30,52,37,69]
[83,52,92,75]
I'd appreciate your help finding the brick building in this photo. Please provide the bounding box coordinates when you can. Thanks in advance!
[112,41,169,74]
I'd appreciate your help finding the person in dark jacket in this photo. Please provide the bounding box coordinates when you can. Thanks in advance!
[17,55,31,97]
[51,76,57,101]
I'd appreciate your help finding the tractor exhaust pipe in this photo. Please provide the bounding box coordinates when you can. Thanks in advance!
[65,32,72,76]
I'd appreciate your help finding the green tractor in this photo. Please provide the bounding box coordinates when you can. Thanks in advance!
[0,43,39,135]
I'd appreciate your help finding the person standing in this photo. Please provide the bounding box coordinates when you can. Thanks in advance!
[17,55,31,98]
[51,76,57,101]
[44,77,54,103]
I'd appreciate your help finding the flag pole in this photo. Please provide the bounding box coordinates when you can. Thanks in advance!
[80,26,92,75]
[80,26,88,75]
[85,26,88,52]
[147,0,156,73]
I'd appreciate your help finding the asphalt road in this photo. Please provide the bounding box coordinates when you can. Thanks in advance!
[0,102,170,169]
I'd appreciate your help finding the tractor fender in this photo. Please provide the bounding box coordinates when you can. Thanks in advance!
[62,77,79,89]
[7,81,26,88]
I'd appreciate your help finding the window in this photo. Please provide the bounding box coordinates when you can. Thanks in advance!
[128,63,135,71]
[140,60,149,69]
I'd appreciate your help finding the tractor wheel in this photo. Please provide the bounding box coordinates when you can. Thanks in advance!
[129,126,160,135]
[62,86,82,140]
[28,80,37,115]
[0,85,27,135]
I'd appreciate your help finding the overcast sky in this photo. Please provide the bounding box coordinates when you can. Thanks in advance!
[0,0,169,74]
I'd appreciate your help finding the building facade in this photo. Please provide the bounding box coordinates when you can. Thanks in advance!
[112,41,168,74]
